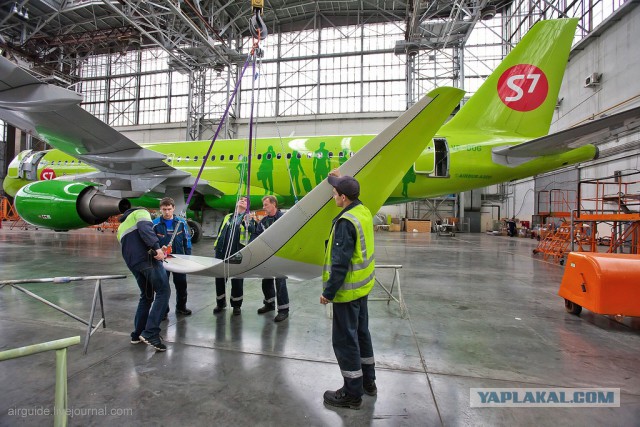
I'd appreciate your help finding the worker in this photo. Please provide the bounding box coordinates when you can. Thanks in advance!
[507,218,517,237]
[117,207,169,352]
[251,195,290,322]
[153,197,193,317]
[320,171,377,410]
[213,197,255,316]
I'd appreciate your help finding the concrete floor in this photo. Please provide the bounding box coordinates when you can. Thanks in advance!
[0,226,639,426]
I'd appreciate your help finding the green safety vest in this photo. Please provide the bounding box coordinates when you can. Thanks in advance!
[117,208,151,243]
[214,212,250,248]
[322,203,376,303]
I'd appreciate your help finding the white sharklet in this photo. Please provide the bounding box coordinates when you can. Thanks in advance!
[164,87,464,280]
[164,255,223,274]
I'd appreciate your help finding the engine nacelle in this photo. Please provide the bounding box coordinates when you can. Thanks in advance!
[15,180,131,230]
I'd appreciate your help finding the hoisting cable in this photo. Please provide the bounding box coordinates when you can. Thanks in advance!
[219,2,268,276]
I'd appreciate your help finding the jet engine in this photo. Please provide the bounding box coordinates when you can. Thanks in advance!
[15,180,130,230]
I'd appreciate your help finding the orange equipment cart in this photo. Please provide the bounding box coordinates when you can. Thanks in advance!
[559,252,640,316]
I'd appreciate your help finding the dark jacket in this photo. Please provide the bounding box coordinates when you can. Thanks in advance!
[322,201,360,300]
[153,216,192,255]
[214,213,255,259]
[250,209,284,242]
[117,208,162,271]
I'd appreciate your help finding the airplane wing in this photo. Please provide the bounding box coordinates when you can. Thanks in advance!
[164,86,465,280]
[492,105,640,166]
[0,56,215,198]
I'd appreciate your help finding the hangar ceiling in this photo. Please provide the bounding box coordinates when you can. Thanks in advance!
[0,0,514,77]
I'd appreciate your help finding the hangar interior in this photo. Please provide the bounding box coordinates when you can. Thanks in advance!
[1,0,639,425]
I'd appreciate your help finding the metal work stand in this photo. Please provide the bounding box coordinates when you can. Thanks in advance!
[0,275,126,354]
[369,264,407,318]
[325,264,406,318]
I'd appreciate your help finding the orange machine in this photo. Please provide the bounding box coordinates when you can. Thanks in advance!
[559,252,640,316]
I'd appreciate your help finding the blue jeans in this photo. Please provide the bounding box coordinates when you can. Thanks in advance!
[132,261,170,340]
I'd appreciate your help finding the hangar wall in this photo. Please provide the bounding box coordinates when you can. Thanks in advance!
[499,4,640,227]
[118,112,397,145]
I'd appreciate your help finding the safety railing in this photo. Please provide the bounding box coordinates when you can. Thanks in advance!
[0,336,80,427]
[0,275,126,354]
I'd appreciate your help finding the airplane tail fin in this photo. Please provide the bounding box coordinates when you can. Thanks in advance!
[441,18,578,138]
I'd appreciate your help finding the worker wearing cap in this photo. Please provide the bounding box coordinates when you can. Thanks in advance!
[320,170,377,410]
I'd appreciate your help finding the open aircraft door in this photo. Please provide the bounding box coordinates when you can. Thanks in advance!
[414,138,449,177]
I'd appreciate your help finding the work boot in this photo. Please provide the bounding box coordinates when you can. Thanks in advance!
[274,312,289,322]
[213,305,226,315]
[176,307,192,315]
[257,304,275,314]
[323,388,362,410]
[363,381,377,396]
[233,307,242,316]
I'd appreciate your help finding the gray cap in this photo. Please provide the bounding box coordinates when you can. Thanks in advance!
[328,175,360,199]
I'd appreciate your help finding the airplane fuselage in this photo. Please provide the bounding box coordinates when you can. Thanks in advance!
[4,130,597,211]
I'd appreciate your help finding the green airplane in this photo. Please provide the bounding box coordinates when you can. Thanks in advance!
[2,19,638,277]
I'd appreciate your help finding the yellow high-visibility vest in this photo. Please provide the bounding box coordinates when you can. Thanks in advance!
[322,204,375,302]
[214,212,250,248]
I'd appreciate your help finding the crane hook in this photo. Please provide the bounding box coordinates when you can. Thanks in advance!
[250,10,268,40]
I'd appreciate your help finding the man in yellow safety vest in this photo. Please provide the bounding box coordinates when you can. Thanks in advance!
[320,171,377,410]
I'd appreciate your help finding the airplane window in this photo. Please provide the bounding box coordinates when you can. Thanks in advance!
[350,152,354,157]
[338,151,344,157]
[176,157,181,162]
[220,155,225,161]
[64,160,68,165]
[286,153,291,159]
[239,154,244,161]
[276,153,282,160]
[211,155,216,161]
[194,156,199,161]
[185,156,190,161]
[70,160,75,164]
[328,152,334,158]
[57,161,61,165]
[266,153,272,160]
[257,154,262,160]
[297,153,302,159]
[229,155,234,161]
[307,153,312,159]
